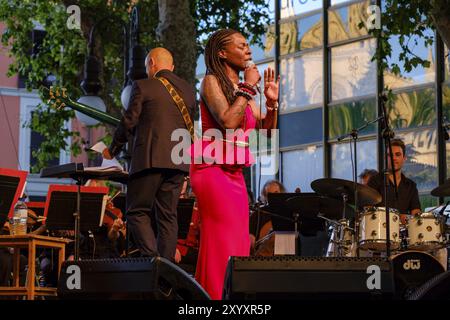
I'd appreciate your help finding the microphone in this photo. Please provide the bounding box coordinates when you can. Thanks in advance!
[245,60,261,94]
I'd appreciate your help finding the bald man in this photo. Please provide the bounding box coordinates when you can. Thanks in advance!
[105,47,196,260]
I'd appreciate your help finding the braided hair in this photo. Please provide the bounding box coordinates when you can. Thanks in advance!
[204,29,241,105]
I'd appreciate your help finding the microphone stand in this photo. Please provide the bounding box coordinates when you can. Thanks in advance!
[379,93,398,259]
[337,116,383,257]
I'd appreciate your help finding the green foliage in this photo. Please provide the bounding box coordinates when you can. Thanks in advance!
[364,0,435,78]
[0,0,270,172]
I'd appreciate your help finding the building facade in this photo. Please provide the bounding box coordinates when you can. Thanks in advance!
[195,0,450,208]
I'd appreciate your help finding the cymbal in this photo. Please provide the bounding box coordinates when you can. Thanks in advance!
[431,181,450,197]
[311,178,381,207]
[286,195,355,220]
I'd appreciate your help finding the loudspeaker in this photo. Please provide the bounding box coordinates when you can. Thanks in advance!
[223,256,394,300]
[58,257,210,300]
[408,271,450,300]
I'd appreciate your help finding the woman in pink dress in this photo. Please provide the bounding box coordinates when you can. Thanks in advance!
[190,29,280,300]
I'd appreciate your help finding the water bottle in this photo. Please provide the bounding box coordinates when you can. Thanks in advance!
[11,199,28,235]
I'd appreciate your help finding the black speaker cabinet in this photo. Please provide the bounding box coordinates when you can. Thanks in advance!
[57,257,209,300]
[223,256,394,300]
[408,271,450,300]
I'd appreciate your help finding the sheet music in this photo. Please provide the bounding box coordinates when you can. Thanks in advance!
[86,141,125,173]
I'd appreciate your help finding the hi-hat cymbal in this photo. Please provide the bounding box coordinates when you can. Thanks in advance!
[311,178,382,207]
[431,181,450,197]
[286,195,355,220]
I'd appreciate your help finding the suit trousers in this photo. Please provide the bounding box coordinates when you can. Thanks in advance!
[126,168,185,261]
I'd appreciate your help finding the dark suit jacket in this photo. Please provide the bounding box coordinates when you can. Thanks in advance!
[109,70,196,175]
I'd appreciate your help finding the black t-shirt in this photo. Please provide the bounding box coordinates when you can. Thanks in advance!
[367,172,421,214]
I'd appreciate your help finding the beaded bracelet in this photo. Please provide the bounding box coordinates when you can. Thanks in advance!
[238,82,257,96]
[266,101,279,111]
[235,89,253,101]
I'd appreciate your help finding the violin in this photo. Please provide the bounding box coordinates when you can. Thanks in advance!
[102,192,125,230]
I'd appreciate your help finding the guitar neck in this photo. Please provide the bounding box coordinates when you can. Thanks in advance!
[67,100,121,127]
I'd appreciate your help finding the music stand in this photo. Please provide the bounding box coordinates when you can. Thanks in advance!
[41,163,128,260]
[43,185,108,232]
[0,168,27,228]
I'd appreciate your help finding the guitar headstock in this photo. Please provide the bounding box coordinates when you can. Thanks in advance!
[42,86,71,110]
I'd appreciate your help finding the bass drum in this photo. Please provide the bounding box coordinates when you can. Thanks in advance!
[391,251,445,299]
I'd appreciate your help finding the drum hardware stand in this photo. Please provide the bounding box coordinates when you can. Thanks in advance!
[293,212,301,256]
[337,115,384,258]
[380,92,399,259]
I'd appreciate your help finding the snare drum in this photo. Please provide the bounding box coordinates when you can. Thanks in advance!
[359,207,400,251]
[407,212,444,251]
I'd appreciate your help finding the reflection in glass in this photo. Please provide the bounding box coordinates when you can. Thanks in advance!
[251,31,276,61]
[384,29,435,89]
[443,85,450,178]
[196,54,206,75]
[331,0,353,5]
[388,88,436,129]
[329,99,376,138]
[331,39,377,101]
[282,145,323,192]
[280,21,298,55]
[331,139,377,181]
[420,195,438,212]
[444,84,450,121]
[297,13,323,50]
[280,0,322,19]
[328,1,371,43]
[256,61,276,114]
[280,14,323,55]
[280,52,323,110]
[252,154,276,199]
[396,129,437,192]
[445,45,450,82]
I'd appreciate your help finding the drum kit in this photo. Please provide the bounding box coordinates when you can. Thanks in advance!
[307,177,450,262]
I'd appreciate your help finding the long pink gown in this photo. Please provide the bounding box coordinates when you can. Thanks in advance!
[190,100,255,300]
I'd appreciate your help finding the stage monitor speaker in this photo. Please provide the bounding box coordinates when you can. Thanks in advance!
[223,256,394,300]
[58,256,210,300]
[407,271,450,300]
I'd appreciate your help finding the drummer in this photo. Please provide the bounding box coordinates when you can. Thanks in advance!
[366,138,421,224]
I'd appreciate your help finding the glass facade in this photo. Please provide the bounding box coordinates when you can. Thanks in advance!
[282,145,324,192]
[195,0,448,202]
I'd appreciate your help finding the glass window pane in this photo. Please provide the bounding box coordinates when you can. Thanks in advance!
[329,98,376,138]
[251,29,276,61]
[196,54,206,76]
[256,61,276,114]
[331,0,354,5]
[281,0,322,19]
[280,14,323,55]
[445,45,450,83]
[328,0,371,44]
[252,154,277,200]
[280,51,323,110]
[331,39,377,101]
[420,194,439,212]
[388,88,436,129]
[396,129,438,192]
[297,13,323,50]
[443,85,450,178]
[282,145,324,192]
[331,139,377,181]
[280,21,298,55]
[384,29,435,90]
